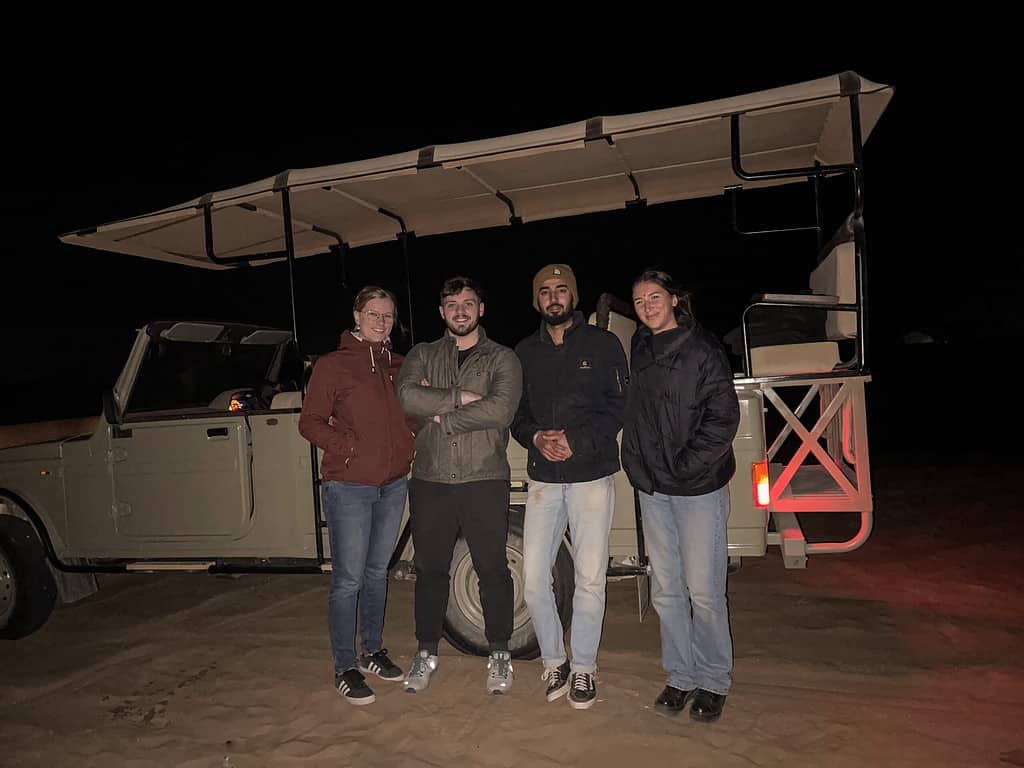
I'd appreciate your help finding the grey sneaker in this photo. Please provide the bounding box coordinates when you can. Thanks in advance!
[568,671,597,709]
[403,650,438,693]
[541,660,570,701]
[486,650,513,695]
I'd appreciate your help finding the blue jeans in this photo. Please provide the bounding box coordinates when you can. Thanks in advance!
[323,477,407,674]
[523,475,615,673]
[639,485,733,695]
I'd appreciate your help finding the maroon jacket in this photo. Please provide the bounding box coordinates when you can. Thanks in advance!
[299,330,417,485]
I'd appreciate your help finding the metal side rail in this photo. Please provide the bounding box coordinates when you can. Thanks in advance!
[757,373,873,567]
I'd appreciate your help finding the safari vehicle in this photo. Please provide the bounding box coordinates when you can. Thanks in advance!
[0,72,891,653]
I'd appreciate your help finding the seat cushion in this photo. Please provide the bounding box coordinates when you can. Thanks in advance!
[810,241,856,340]
[750,341,840,376]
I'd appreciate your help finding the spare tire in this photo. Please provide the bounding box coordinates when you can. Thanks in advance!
[443,506,573,659]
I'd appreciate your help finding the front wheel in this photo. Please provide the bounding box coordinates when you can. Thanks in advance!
[443,506,573,659]
[0,515,58,640]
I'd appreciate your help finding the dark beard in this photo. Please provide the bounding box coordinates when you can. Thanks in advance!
[541,303,573,326]
[446,316,480,337]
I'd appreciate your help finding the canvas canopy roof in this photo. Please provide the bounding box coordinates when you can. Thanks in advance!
[60,72,892,270]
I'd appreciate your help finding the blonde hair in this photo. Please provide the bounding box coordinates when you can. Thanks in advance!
[353,285,398,313]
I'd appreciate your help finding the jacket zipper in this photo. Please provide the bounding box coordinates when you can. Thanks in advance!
[553,340,563,483]
[381,345,394,477]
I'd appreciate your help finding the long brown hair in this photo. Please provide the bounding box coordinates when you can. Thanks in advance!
[632,269,694,320]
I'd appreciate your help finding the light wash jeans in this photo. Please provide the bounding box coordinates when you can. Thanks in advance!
[639,484,733,694]
[323,477,407,674]
[523,475,615,673]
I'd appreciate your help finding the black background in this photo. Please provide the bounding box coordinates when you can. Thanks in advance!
[3,18,1018,459]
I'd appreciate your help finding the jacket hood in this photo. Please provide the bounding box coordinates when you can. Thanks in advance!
[337,329,393,374]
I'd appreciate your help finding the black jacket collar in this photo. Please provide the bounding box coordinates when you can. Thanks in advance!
[537,310,586,346]
[635,316,697,366]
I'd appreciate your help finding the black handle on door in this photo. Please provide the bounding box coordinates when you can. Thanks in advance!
[206,427,229,438]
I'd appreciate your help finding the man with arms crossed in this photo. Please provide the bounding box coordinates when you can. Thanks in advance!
[397,276,523,695]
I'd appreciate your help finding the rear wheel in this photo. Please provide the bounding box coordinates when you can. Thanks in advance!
[443,506,573,659]
[0,515,57,640]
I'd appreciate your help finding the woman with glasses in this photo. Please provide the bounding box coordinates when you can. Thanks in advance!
[299,285,417,705]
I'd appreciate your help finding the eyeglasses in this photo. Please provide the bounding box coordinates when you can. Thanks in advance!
[362,309,395,324]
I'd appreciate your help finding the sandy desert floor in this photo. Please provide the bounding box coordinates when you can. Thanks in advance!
[2,461,1023,767]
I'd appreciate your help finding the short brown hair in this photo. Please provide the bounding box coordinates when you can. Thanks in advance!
[439,276,484,305]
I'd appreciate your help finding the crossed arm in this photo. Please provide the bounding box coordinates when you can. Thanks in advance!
[396,346,523,435]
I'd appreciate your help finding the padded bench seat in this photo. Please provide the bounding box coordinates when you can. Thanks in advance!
[750,341,840,377]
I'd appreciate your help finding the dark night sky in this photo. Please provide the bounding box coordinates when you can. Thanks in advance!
[3,18,1019,454]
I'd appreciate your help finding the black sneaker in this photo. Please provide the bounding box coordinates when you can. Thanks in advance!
[358,649,404,681]
[568,671,596,710]
[336,668,375,706]
[542,660,571,702]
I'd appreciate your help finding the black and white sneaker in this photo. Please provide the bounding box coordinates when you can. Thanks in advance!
[336,668,375,705]
[358,649,404,681]
[541,660,571,702]
[568,671,597,710]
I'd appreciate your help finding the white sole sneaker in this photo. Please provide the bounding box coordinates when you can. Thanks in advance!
[341,691,376,706]
[568,672,596,709]
[359,663,405,681]
[403,652,438,693]
[486,652,513,695]
[543,663,571,701]
[547,684,569,702]
[336,670,376,705]
[568,696,595,710]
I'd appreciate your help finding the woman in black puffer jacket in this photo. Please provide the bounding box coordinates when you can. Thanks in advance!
[621,268,739,724]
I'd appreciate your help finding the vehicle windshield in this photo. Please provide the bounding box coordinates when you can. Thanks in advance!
[125,336,299,415]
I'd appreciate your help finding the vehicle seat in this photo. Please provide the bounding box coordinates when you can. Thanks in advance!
[746,217,859,376]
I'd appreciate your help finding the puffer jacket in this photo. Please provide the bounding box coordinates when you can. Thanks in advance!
[299,330,417,485]
[396,327,522,484]
[621,317,740,496]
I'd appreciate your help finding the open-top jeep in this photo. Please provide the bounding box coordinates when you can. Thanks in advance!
[1,72,891,654]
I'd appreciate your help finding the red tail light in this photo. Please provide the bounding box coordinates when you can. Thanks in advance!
[752,460,770,508]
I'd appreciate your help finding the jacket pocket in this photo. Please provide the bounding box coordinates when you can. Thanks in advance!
[340,429,358,467]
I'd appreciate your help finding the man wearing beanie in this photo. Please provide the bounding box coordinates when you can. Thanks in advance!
[511,263,628,710]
